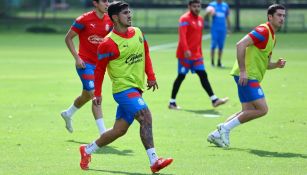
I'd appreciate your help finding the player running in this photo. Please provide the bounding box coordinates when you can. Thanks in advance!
[79,1,173,173]
[208,4,286,147]
[61,0,113,135]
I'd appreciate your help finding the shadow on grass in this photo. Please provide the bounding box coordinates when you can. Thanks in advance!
[183,109,220,115]
[230,147,307,159]
[89,168,174,175]
[67,139,134,156]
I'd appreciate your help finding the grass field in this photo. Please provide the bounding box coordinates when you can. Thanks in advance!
[0,31,307,175]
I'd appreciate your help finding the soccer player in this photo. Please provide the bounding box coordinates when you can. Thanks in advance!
[204,0,231,67]
[79,1,173,173]
[61,0,113,135]
[207,4,286,147]
[168,0,228,110]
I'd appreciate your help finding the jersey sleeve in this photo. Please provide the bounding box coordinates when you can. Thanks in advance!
[248,26,269,49]
[178,17,190,52]
[71,16,85,34]
[143,33,156,81]
[94,38,119,97]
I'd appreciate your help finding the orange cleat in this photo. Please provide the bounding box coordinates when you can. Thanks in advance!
[79,145,91,170]
[150,157,173,173]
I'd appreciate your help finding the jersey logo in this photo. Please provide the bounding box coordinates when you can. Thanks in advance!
[125,53,143,65]
[90,23,96,28]
[105,24,110,31]
[198,20,202,27]
[138,98,145,106]
[88,35,103,44]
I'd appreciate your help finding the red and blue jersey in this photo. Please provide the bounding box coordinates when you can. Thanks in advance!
[248,22,275,50]
[71,10,113,64]
[94,27,156,97]
[176,11,204,60]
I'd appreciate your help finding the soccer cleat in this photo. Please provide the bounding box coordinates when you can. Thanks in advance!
[217,124,230,147]
[207,133,226,147]
[168,102,181,110]
[150,157,173,173]
[217,63,225,68]
[79,145,91,170]
[61,111,73,133]
[212,97,229,108]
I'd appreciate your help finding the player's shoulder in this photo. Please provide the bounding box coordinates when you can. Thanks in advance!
[222,2,229,7]
[254,25,269,35]
[76,10,95,21]
[209,1,216,7]
[179,12,190,21]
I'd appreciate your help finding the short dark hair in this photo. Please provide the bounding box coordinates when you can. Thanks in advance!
[108,1,129,21]
[267,4,286,16]
[189,0,201,5]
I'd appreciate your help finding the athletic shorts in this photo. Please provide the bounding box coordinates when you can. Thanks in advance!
[113,88,148,125]
[76,63,96,91]
[211,29,227,50]
[234,76,265,103]
[178,58,205,74]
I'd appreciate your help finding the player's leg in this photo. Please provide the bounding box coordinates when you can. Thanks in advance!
[61,63,95,133]
[211,30,218,66]
[169,59,189,109]
[134,106,173,173]
[217,76,267,146]
[79,118,130,170]
[193,61,228,107]
[217,30,227,67]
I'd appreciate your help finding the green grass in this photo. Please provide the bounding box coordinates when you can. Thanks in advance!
[0,32,307,175]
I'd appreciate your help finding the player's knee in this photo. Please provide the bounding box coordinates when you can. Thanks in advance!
[259,107,269,117]
[82,90,93,100]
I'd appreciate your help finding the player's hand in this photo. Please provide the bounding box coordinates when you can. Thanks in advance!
[184,50,192,58]
[276,58,286,68]
[92,96,102,106]
[76,58,86,69]
[147,80,159,92]
[239,72,248,86]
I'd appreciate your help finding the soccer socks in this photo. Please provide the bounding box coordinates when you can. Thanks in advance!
[95,118,106,135]
[146,148,159,166]
[169,99,176,103]
[210,95,218,102]
[65,104,78,117]
[223,117,241,131]
[85,141,99,154]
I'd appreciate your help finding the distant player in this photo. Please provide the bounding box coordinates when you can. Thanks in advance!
[207,4,286,147]
[169,0,228,110]
[79,1,173,173]
[204,0,231,67]
[61,0,113,134]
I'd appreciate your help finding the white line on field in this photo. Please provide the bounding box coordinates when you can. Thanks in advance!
[150,34,211,52]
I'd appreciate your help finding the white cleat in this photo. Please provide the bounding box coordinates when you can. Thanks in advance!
[207,133,226,148]
[61,111,73,133]
[217,124,230,147]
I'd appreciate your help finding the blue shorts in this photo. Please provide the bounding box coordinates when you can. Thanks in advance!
[113,88,148,125]
[234,76,265,103]
[178,58,205,75]
[211,29,227,50]
[76,63,96,91]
